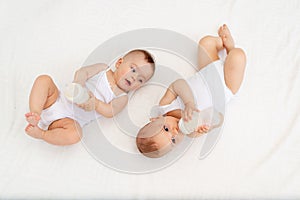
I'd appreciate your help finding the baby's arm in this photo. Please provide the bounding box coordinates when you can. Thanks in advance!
[95,95,128,118]
[73,63,108,85]
[159,79,193,105]
[159,79,198,120]
[74,63,127,117]
[187,112,224,138]
[77,92,128,118]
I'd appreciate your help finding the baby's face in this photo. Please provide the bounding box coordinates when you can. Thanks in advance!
[114,52,154,92]
[143,116,184,154]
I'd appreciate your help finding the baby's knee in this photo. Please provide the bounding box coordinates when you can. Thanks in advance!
[65,128,82,145]
[230,48,246,61]
[198,36,216,47]
[68,133,81,144]
[65,121,82,145]
[199,36,211,46]
[35,74,53,84]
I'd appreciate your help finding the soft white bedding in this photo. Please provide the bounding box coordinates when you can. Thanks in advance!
[1,0,300,199]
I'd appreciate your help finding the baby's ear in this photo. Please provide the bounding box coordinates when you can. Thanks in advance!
[149,118,156,122]
[115,58,123,68]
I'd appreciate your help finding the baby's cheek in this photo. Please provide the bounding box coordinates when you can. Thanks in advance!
[116,71,128,82]
[122,71,130,78]
[120,68,131,77]
[133,84,141,90]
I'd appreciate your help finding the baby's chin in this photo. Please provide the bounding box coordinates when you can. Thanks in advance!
[119,85,133,93]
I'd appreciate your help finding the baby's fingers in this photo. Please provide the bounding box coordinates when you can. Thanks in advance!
[88,91,94,98]
[182,110,188,122]
[196,125,210,133]
[187,109,193,121]
[76,102,86,109]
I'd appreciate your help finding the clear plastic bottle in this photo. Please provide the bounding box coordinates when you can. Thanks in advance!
[63,83,90,104]
[178,107,223,135]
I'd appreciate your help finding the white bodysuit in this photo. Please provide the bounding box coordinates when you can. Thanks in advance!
[38,68,126,130]
[151,60,234,117]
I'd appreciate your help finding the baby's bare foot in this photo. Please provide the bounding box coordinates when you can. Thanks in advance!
[25,112,40,126]
[25,124,44,139]
[218,24,235,53]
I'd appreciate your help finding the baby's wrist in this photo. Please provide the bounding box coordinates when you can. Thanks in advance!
[184,101,194,106]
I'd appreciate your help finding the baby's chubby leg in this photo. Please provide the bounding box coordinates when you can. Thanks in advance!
[25,75,82,145]
[25,75,59,124]
[197,35,224,70]
[219,24,246,94]
[25,118,82,145]
[197,24,246,94]
[25,75,59,136]
[27,74,59,115]
[45,118,82,145]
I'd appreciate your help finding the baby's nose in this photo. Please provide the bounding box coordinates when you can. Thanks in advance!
[131,74,138,81]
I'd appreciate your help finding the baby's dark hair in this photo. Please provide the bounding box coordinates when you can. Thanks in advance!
[125,49,155,64]
[124,49,156,74]
[136,122,169,158]
[137,136,158,153]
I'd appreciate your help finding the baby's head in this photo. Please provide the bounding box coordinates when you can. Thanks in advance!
[136,116,184,158]
[114,49,155,92]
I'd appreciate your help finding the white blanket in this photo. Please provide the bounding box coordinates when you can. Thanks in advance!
[1,0,300,199]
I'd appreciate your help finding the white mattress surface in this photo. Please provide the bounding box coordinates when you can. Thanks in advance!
[1,0,300,199]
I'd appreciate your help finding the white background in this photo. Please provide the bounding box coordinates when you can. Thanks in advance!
[1,0,300,199]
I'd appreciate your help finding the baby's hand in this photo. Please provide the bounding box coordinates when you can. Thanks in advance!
[77,91,96,111]
[182,102,199,122]
[195,124,210,134]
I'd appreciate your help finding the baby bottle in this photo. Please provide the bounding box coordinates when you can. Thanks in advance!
[178,107,222,135]
[63,83,90,104]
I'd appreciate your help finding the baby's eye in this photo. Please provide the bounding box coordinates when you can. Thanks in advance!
[138,79,143,83]
[131,66,136,72]
[163,125,169,132]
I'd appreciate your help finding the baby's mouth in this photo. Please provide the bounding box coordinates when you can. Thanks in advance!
[125,79,131,86]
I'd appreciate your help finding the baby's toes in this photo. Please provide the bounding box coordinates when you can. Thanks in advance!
[25,112,40,125]
[218,26,224,37]
[25,124,33,133]
[222,34,226,41]
[223,24,231,34]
